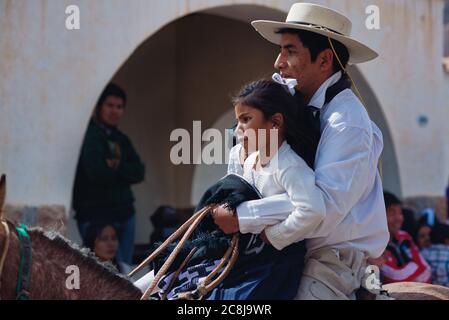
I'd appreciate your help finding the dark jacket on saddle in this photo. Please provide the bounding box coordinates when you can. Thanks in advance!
[72,120,145,223]
[153,174,306,300]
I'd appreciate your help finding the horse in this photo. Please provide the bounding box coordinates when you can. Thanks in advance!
[1,174,449,300]
[0,175,141,300]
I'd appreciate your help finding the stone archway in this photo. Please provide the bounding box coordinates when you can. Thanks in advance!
[347,66,402,197]
[69,6,287,243]
[190,109,235,205]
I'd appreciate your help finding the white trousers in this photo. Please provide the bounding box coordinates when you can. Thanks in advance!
[296,247,368,300]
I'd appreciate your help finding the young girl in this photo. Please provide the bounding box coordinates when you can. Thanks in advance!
[225,79,326,248]
[135,80,325,299]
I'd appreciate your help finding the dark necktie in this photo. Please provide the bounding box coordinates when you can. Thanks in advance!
[308,106,320,120]
[305,73,352,130]
[307,105,321,132]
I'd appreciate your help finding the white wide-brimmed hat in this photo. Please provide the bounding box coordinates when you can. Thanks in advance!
[251,3,378,64]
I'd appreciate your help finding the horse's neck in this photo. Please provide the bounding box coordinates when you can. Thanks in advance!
[1,227,141,300]
[0,222,20,299]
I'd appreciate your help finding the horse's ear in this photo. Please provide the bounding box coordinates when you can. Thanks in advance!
[0,174,6,213]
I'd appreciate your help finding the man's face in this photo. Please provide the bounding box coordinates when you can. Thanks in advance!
[386,204,404,236]
[99,95,125,127]
[274,33,322,100]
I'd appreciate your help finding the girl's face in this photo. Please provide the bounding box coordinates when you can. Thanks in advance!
[235,103,280,154]
[416,225,432,249]
[94,225,119,262]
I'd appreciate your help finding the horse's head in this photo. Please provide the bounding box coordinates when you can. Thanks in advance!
[0,174,5,218]
[0,174,9,300]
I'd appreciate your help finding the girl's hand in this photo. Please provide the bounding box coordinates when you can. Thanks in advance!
[212,205,240,234]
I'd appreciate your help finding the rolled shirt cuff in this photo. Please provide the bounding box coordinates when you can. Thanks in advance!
[264,223,292,251]
[236,201,265,234]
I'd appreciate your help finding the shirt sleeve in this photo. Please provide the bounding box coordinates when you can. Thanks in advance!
[381,240,432,284]
[237,193,294,234]
[305,124,376,238]
[237,124,379,240]
[263,164,326,250]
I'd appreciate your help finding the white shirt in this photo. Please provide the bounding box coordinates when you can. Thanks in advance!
[228,143,244,176]
[235,72,390,258]
[227,142,326,250]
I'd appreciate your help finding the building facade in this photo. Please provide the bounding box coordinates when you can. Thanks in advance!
[1,0,448,243]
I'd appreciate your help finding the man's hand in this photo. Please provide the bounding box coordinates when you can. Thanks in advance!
[367,252,387,267]
[106,158,120,170]
[212,205,240,234]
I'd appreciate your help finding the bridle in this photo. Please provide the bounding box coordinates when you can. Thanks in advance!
[0,216,33,300]
[0,215,11,299]
[0,174,9,299]
[128,204,240,300]
[0,175,32,300]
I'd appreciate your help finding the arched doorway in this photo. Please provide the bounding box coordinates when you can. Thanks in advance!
[70,8,284,244]
[190,108,235,205]
[347,66,402,196]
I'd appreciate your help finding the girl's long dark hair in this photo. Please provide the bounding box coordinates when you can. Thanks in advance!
[233,79,320,169]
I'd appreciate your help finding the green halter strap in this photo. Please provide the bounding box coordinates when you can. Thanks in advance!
[15,224,32,300]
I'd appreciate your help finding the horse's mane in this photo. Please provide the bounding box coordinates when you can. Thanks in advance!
[27,226,141,296]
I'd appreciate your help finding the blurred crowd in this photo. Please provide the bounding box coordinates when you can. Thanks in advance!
[370,190,449,287]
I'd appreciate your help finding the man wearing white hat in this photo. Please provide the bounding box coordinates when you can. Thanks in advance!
[213,3,389,299]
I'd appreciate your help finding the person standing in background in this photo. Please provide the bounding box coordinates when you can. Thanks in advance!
[73,83,145,265]
[379,192,432,284]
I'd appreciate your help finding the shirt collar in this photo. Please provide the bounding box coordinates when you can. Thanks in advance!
[258,141,290,172]
[308,71,342,110]
[97,121,115,136]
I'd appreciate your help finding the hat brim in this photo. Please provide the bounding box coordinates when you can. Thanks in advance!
[251,20,378,64]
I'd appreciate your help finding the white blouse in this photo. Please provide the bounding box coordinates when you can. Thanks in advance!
[227,142,326,251]
[227,143,244,176]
